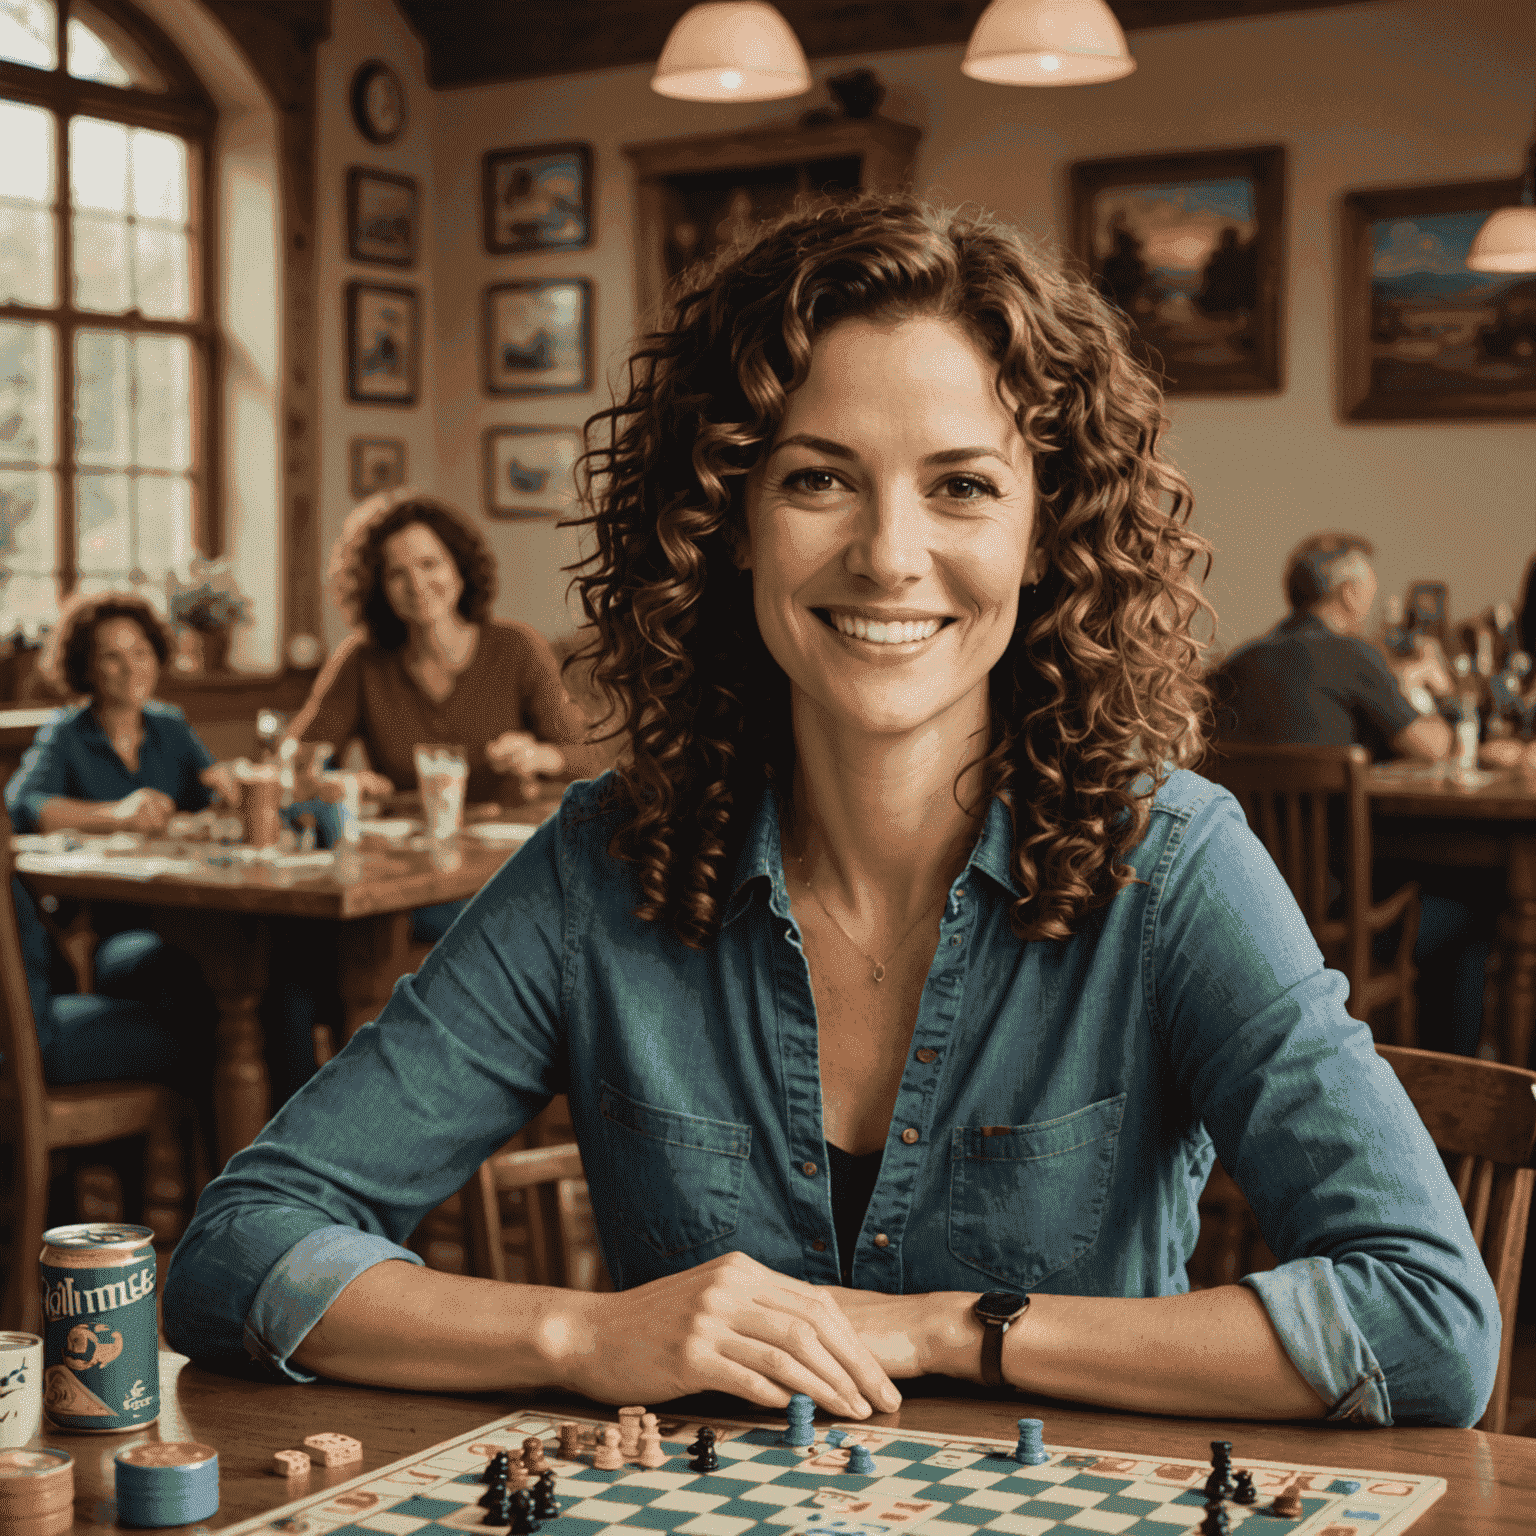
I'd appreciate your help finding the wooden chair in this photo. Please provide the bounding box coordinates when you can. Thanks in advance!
[0,813,205,1333]
[1192,1045,1536,1433]
[1204,741,1420,1044]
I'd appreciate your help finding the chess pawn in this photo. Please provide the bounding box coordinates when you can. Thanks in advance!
[637,1414,667,1469]
[1272,1481,1303,1519]
[483,1452,512,1486]
[845,1444,875,1476]
[556,1423,581,1461]
[618,1408,645,1460]
[523,1437,549,1475]
[484,1496,513,1529]
[506,1457,530,1492]
[688,1427,719,1473]
[1232,1470,1257,1506]
[593,1426,625,1471]
[532,1471,559,1520]
[508,1488,538,1535]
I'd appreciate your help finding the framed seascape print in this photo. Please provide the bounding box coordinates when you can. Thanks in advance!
[350,437,406,499]
[347,167,418,267]
[484,426,583,520]
[483,141,592,254]
[1341,178,1536,421]
[1069,145,1285,395]
[347,282,419,406]
[485,279,592,396]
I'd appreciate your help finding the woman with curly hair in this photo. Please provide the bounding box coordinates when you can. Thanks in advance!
[167,196,1494,1429]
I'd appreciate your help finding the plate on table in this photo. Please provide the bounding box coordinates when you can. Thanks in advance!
[360,818,421,840]
[461,822,539,845]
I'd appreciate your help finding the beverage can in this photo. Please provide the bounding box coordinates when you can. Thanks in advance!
[39,1224,159,1432]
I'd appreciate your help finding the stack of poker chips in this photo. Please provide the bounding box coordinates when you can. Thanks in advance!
[0,1447,75,1536]
[114,1442,220,1527]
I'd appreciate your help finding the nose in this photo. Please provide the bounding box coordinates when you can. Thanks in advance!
[843,477,931,589]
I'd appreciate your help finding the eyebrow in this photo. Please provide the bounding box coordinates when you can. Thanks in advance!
[771,433,1013,469]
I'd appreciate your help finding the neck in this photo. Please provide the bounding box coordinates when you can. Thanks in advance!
[784,684,988,924]
[94,701,142,740]
[407,612,475,661]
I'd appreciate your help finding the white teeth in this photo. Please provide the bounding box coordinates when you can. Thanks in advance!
[829,614,943,644]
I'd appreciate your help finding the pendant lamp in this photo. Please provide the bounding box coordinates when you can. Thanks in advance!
[962,0,1135,86]
[651,2,811,102]
[1467,144,1536,274]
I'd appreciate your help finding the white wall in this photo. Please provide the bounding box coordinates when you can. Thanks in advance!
[313,0,437,648]
[412,0,1533,650]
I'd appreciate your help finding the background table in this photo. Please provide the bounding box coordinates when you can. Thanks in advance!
[16,803,561,1163]
[1367,763,1536,1065]
[30,1349,1536,1534]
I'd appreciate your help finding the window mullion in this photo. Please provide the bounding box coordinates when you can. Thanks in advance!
[56,102,77,596]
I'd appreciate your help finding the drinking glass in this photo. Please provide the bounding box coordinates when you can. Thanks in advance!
[414,743,468,838]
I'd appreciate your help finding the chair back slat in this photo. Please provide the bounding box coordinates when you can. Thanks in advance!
[1451,1151,1476,1206]
[1465,1157,1495,1248]
[1306,793,1330,930]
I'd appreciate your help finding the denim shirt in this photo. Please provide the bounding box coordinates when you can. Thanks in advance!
[162,769,1498,1427]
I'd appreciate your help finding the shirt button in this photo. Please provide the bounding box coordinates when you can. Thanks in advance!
[950,935,962,946]
[802,1161,818,1176]
[811,1239,827,1252]
[915,1048,938,1064]
[873,1233,890,1248]
[901,1127,919,1145]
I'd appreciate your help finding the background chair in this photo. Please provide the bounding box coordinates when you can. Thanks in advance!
[1191,1044,1536,1433]
[1204,740,1420,1044]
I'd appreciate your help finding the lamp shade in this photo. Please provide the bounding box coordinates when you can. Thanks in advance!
[962,0,1135,86]
[1467,204,1536,274]
[652,2,811,102]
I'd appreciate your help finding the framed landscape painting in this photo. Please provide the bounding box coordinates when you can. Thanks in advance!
[483,425,583,519]
[483,141,592,254]
[347,167,418,266]
[1342,178,1536,421]
[346,282,419,405]
[1069,145,1285,395]
[484,279,592,396]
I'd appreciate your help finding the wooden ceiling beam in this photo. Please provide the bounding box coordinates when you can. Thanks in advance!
[395,0,1386,91]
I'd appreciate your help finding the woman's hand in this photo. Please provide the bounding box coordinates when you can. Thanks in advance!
[111,787,176,835]
[486,730,563,778]
[546,1252,902,1416]
[199,763,242,807]
[824,1287,982,1380]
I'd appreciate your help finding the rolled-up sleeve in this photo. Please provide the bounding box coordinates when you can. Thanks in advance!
[4,711,72,832]
[162,800,573,1375]
[1148,790,1499,1427]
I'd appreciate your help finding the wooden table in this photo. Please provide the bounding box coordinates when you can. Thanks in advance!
[30,1349,1536,1534]
[1367,762,1536,1066]
[15,805,560,1164]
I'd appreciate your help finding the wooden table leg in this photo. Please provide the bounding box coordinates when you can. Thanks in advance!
[1500,835,1536,1069]
[338,912,416,1046]
[157,909,271,1168]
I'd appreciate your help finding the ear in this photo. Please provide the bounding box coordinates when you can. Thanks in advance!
[725,521,753,572]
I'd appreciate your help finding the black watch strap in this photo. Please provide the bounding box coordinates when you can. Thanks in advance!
[974,1292,1029,1388]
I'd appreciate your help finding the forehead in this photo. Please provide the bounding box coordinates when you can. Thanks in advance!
[382,520,452,565]
[94,616,152,649]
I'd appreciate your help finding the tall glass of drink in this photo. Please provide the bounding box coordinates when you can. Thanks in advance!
[414,743,468,838]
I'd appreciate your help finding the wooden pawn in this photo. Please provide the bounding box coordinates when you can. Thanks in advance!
[636,1413,666,1469]
[592,1426,624,1471]
[618,1408,645,1460]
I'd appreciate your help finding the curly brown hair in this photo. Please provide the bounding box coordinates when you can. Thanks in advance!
[566,193,1214,949]
[328,489,498,649]
[44,590,172,699]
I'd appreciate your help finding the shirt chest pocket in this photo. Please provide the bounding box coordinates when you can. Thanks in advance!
[598,1083,752,1258]
[948,1094,1126,1290]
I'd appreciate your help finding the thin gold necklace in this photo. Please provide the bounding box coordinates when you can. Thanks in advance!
[789,847,945,983]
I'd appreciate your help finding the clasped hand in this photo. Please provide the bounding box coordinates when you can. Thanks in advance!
[486,730,561,779]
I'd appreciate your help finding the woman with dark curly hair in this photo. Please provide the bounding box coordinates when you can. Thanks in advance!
[168,196,1495,1430]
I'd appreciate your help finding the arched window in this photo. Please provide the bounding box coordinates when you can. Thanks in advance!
[0,0,214,629]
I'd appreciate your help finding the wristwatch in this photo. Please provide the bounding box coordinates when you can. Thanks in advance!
[973,1291,1029,1387]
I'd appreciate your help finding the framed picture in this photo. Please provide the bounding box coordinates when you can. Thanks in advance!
[347,167,418,267]
[350,59,406,146]
[1341,178,1536,421]
[483,425,583,520]
[1069,145,1285,395]
[350,437,406,499]
[483,141,592,254]
[484,279,591,396]
[346,281,419,406]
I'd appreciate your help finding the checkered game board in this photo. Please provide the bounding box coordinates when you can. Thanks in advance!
[221,1408,1446,1536]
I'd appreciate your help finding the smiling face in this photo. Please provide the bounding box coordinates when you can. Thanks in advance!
[737,314,1038,744]
[89,616,160,711]
[380,520,465,629]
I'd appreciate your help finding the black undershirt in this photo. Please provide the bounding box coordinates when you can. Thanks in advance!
[825,1141,883,1286]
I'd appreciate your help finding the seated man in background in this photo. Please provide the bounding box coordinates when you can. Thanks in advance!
[1209,533,1491,1056]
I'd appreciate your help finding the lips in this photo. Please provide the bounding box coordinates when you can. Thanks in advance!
[812,609,956,648]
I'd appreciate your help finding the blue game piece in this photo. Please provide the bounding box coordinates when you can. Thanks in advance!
[826,1429,848,1449]
[1327,1480,1361,1495]
[1012,1419,1049,1467]
[845,1444,875,1476]
[782,1392,816,1447]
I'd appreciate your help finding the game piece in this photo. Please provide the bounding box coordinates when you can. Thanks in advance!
[687,1427,718,1473]
[618,1408,645,1459]
[522,1436,549,1474]
[508,1489,538,1534]
[114,1442,220,1528]
[482,1452,511,1486]
[637,1415,666,1469]
[845,1444,875,1476]
[1329,1479,1362,1494]
[593,1427,624,1471]
[1199,1502,1230,1536]
[303,1433,362,1468]
[825,1428,848,1448]
[556,1423,581,1461]
[0,1446,74,1536]
[1233,1469,1257,1504]
[782,1392,815,1447]
[1012,1418,1049,1466]
[480,1483,508,1509]
[483,1496,511,1529]
[1272,1479,1303,1518]
[1204,1440,1234,1501]
[272,1451,310,1478]
[532,1471,559,1520]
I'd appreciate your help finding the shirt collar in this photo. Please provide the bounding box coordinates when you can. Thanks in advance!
[722,776,1025,927]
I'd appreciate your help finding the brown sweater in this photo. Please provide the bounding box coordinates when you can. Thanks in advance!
[289,620,612,804]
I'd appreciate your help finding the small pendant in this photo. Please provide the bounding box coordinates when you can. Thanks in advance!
[871,963,885,982]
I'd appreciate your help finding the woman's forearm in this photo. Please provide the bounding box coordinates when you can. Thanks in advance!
[37,797,130,834]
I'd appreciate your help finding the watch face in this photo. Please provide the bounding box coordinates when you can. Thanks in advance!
[975,1290,1028,1323]
[353,62,406,145]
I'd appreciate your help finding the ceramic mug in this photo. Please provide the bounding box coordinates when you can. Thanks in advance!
[0,1332,43,1447]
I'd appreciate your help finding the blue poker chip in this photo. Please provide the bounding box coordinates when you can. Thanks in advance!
[114,1443,219,1527]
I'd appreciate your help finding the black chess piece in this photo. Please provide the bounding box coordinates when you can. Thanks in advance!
[532,1472,559,1520]
[1233,1470,1257,1506]
[1202,1469,1233,1503]
[688,1427,719,1473]
[483,1495,512,1529]
[1199,1502,1230,1536]
[480,1482,509,1509]
[508,1489,539,1535]
[483,1453,512,1486]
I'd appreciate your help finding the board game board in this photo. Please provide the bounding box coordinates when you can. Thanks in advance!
[222,1409,1446,1536]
